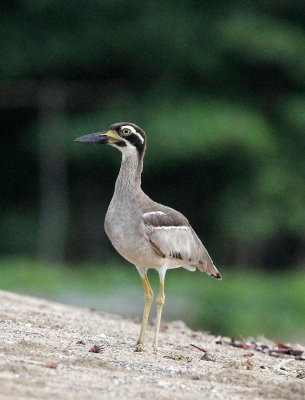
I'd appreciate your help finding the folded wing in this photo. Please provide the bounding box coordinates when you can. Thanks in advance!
[142,210,221,279]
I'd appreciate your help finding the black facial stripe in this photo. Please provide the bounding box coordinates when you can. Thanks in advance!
[128,133,144,147]
[110,122,145,136]
[115,141,127,147]
[127,133,146,157]
[109,122,147,157]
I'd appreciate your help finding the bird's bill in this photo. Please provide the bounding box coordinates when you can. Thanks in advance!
[75,130,123,145]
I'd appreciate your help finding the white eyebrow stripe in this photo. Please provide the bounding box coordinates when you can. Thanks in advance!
[143,211,166,217]
[121,125,144,144]
[121,125,137,134]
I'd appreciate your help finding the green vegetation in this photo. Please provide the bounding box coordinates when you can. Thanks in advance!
[1,257,304,344]
[0,2,304,343]
[1,1,305,269]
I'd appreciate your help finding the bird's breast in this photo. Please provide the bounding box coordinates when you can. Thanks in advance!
[105,203,142,257]
[104,200,161,267]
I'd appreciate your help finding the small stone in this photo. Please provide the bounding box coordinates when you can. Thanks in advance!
[45,362,57,369]
[200,353,216,362]
[296,370,305,379]
[157,381,171,388]
[190,375,200,380]
[89,345,102,353]
[225,359,254,370]
[233,361,242,370]
[164,352,192,362]
[244,359,254,370]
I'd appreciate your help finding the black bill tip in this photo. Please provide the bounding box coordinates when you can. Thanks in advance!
[74,132,108,144]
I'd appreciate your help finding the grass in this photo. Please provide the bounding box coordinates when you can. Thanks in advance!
[0,256,304,344]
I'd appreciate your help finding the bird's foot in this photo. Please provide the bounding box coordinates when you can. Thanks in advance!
[152,345,158,353]
[134,343,145,352]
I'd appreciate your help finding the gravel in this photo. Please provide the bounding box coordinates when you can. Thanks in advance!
[0,290,304,400]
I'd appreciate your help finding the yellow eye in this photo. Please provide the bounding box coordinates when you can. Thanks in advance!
[121,128,131,136]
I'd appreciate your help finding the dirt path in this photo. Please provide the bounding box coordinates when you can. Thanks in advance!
[0,290,304,400]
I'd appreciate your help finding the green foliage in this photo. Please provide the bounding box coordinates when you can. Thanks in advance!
[67,96,274,161]
[218,11,305,79]
[0,0,305,267]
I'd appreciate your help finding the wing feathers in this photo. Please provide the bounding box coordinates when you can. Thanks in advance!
[143,210,187,228]
[148,238,165,258]
[143,209,221,279]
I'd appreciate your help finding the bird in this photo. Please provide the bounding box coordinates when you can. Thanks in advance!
[75,122,222,352]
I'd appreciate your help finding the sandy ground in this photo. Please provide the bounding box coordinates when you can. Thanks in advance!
[0,290,304,400]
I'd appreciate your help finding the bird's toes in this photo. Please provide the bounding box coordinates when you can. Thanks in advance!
[134,343,145,352]
[152,346,158,353]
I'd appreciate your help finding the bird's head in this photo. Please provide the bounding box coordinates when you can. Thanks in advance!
[75,122,146,158]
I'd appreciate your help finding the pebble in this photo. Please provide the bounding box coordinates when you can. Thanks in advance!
[201,353,216,362]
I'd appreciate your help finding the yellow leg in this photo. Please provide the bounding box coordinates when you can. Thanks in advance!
[135,274,153,352]
[153,281,165,351]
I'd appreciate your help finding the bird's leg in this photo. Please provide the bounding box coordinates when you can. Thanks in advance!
[135,268,153,352]
[153,267,167,351]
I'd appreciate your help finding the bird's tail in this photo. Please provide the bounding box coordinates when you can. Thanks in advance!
[191,229,222,279]
[197,259,222,280]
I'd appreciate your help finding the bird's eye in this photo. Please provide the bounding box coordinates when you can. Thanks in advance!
[121,128,131,136]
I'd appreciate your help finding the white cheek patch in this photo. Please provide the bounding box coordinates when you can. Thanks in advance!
[121,125,144,144]
[118,139,138,158]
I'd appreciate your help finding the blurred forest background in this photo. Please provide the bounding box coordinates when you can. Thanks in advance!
[0,1,304,343]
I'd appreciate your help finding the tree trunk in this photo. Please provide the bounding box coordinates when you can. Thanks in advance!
[38,83,68,263]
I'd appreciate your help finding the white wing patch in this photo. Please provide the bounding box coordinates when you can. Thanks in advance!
[121,125,144,144]
[142,210,220,277]
[149,226,194,261]
[143,211,166,217]
[152,226,190,230]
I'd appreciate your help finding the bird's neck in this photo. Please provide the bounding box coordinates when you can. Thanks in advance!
[114,150,143,198]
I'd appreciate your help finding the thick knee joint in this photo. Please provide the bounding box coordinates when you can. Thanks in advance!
[156,293,165,307]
